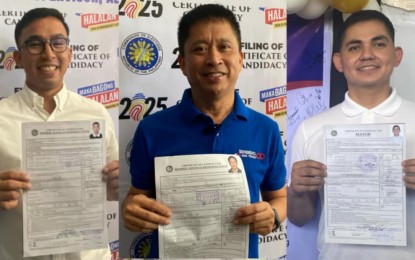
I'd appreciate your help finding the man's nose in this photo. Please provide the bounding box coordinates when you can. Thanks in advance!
[206,47,223,66]
[361,44,375,59]
[41,43,56,58]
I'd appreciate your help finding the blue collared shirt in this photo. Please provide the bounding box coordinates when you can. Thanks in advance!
[130,88,286,258]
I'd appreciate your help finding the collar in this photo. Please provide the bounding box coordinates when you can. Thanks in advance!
[179,88,249,124]
[341,88,402,117]
[21,83,68,112]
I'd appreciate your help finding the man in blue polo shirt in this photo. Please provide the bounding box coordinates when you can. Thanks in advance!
[121,4,287,258]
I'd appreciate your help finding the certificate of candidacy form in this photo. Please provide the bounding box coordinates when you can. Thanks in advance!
[155,154,250,258]
[21,120,107,257]
[324,123,406,246]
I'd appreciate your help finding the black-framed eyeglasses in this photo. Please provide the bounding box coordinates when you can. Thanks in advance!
[20,37,70,54]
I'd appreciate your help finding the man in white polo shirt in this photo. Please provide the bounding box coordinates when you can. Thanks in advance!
[0,7,119,260]
[288,10,415,260]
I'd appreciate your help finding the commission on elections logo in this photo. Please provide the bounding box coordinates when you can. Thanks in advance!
[130,232,152,258]
[31,129,38,137]
[120,32,163,75]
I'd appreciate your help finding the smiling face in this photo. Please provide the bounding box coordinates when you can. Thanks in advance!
[13,16,72,97]
[92,123,100,135]
[393,126,400,136]
[178,19,243,100]
[333,20,402,92]
[228,157,238,170]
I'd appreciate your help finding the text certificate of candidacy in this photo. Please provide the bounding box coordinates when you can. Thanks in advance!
[155,154,250,258]
[324,123,406,246]
[22,120,107,257]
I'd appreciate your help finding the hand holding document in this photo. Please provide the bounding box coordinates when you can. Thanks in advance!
[324,124,406,246]
[155,154,250,258]
[22,120,107,257]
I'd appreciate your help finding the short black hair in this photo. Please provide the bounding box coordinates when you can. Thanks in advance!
[228,155,238,162]
[15,7,69,47]
[177,4,241,57]
[93,122,100,126]
[338,10,395,49]
[392,125,400,130]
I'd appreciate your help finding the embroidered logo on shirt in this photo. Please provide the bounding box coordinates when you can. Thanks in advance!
[238,149,265,160]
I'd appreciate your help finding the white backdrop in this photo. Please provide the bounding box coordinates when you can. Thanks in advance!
[0,1,120,259]
[117,0,288,258]
[385,4,415,102]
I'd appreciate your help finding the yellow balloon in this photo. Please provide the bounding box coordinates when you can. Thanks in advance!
[331,0,369,13]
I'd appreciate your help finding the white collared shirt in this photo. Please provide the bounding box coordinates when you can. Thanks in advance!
[290,88,415,260]
[0,84,118,260]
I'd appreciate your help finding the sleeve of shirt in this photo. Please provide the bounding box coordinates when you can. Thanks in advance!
[287,121,308,185]
[260,120,287,191]
[129,122,155,191]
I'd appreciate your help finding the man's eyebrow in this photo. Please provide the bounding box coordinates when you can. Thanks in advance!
[343,35,390,47]
[23,33,67,41]
[371,35,390,42]
[344,39,362,47]
[190,37,233,45]
[22,35,42,41]
[189,39,208,46]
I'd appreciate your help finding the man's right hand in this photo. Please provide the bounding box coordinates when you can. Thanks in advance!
[288,160,326,226]
[290,160,327,196]
[122,188,172,233]
[0,170,31,210]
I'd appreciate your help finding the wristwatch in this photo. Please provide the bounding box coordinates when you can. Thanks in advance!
[272,208,281,232]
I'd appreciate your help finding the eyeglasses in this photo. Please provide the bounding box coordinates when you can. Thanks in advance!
[20,37,70,54]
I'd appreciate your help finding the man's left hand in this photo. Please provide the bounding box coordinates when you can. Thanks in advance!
[102,160,119,201]
[233,201,274,236]
[402,159,415,190]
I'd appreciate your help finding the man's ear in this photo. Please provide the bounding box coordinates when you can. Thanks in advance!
[394,46,403,67]
[178,54,186,76]
[332,52,343,73]
[13,50,22,68]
